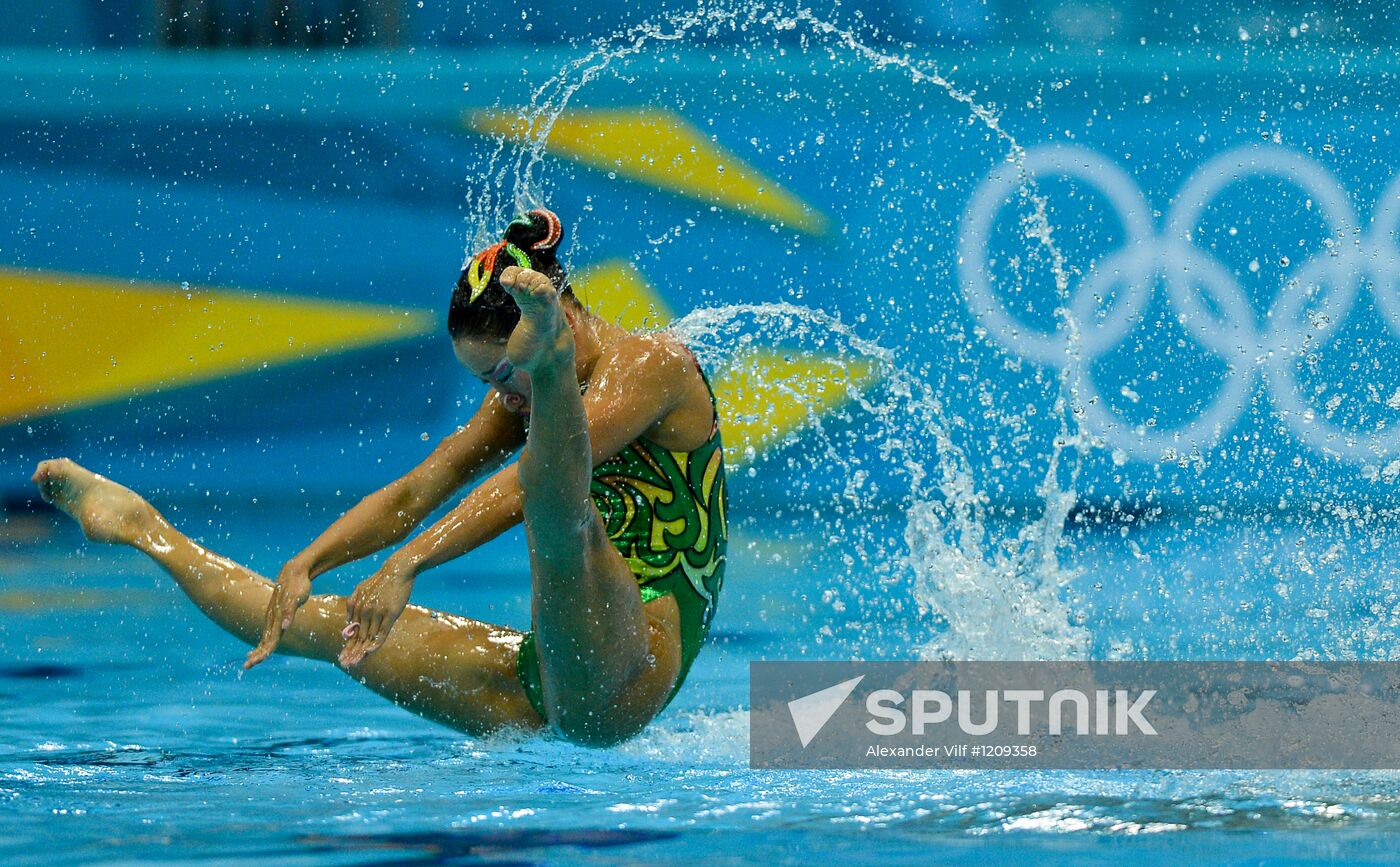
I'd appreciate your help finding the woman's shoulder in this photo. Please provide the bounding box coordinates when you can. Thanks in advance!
[597,330,714,450]
[602,330,697,380]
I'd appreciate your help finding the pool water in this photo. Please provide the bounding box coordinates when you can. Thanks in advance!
[6,0,1400,860]
[5,505,1400,864]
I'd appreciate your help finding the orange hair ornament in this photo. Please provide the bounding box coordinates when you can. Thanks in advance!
[464,241,533,304]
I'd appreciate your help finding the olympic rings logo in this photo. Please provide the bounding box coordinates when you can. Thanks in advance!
[957,144,1400,462]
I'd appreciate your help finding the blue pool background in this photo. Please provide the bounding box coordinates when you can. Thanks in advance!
[4,45,1399,509]
[6,5,1400,863]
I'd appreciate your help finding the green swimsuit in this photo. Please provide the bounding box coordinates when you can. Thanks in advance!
[514,349,728,719]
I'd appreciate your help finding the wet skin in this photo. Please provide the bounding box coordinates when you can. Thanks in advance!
[35,267,719,745]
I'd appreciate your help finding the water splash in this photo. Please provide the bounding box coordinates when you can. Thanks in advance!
[471,0,1080,311]
[672,303,1090,660]
[466,1,1095,659]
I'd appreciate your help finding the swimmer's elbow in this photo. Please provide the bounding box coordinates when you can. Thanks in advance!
[371,477,432,527]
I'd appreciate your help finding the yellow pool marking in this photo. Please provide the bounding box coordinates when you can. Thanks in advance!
[714,348,879,460]
[574,259,879,465]
[3,261,874,467]
[467,108,829,236]
[0,268,436,425]
[573,259,674,331]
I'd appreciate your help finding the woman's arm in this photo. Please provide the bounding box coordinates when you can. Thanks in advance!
[387,462,523,575]
[289,390,525,580]
[243,390,524,669]
[391,335,691,575]
[335,336,696,665]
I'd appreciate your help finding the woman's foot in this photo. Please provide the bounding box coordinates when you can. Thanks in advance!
[499,265,575,372]
[31,459,158,547]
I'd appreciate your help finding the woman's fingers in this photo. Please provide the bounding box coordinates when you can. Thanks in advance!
[343,630,370,667]
[358,613,386,661]
[340,592,378,668]
[244,586,288,669]
[337,571,411,667]
[366,611,393,656]
[364,633,386,657]
[345,589,361,628]
[338,588,361,667]
[338,627,363,668]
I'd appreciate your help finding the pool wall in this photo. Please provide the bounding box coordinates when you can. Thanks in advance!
[3,47,1397,510]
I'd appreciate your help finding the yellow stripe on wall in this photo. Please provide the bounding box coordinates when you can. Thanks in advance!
[468,108,830,236]
[569,259,878,466]
[713,348,880,462]
[0,268,435,425]
[573,259,674,331]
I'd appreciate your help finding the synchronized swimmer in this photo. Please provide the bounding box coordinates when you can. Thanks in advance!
[32,209,728,746]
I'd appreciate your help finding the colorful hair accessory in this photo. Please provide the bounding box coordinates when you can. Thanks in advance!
[465,241,534,304]
[464,244,499,303]
[505,208,563,251]
[529,208,562,250]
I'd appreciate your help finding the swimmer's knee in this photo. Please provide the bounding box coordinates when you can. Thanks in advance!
[540,637,676,747]
[547,698,648,747]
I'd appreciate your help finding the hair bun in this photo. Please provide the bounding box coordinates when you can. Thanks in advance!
[503,208,564,254]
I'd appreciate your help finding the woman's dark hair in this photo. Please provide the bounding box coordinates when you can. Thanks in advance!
[448,208,574,342]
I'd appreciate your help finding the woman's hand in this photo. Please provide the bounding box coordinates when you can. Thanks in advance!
[339,558,417,668]
[244,562,313,670]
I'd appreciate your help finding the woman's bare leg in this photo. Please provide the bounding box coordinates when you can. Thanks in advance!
[32,458,542,736]
[503,267,682,746]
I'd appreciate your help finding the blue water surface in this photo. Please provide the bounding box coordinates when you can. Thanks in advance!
[4,504,1400,865]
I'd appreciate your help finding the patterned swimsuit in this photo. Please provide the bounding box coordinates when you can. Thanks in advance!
[514,348,728,719]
